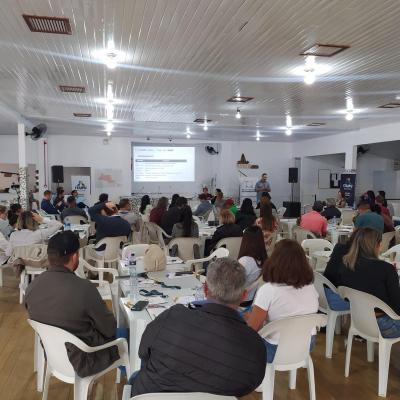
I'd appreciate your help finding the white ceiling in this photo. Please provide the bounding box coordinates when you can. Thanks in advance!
[1,0,400,141]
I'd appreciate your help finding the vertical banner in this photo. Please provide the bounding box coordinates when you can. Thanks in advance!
[71,175,90,203]
[340,173,357,207]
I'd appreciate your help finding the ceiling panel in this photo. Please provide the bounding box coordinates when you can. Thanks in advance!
[0,0,399,141]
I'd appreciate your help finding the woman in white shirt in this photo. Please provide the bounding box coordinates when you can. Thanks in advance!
[246,239,318,363]
[6,211,62,257]
[238,225,267,304]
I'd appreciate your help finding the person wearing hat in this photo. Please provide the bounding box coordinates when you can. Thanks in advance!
[25,231,119,378]
[321,198,342,221]
[299,201,328,237]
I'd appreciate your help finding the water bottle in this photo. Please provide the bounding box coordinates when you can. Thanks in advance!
[128,253,139,302]
[64,221,71,231]
[194,285,205,302]
[332,216,337,226]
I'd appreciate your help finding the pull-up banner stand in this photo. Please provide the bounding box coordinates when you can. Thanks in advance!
[340,173,357,208]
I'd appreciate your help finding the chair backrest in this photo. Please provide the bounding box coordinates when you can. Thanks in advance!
[215,237,242,260]
[64,215,88,225]
[381,231,395,253]
[167,237,202,261]
[301,239,333,255]
[395,225,400,245]
[293,227,316,244]
[9,244,48,264]
[122,244,150,259]
[277,207,286,218]
[382,243,400,262]
[143,222,167,247]
[259,314,327,367]
[95,236,127,261]
[130,393,237,400]
[313,272,340,312]
[28,319,85,382]
[338,286,394,340]
[340,209,356,225]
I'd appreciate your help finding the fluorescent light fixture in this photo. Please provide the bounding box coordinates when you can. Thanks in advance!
[345,111,354,121]
[186,127,191,134]
[286,115,292,128]
[106,103,114,120]
[106,131,112,137]
[256,129,260,136]
[203,124,208,131]
[107,82,114,102]
[235,108,241,119]
[346,97,354,111]
[285,128,292,136]
[106,122,114,131]
[92,39,125,69]
[256,137,260,141]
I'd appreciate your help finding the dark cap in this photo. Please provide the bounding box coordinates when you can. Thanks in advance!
[47,231,80,257]
[312,201,324,213]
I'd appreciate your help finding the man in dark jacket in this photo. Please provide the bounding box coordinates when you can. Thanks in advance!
[40,190,59,215]
[61,196,88,222]
[160,196,187,235]
[25,231,119,377]
[130,257,266,397]
[88,201,131,241]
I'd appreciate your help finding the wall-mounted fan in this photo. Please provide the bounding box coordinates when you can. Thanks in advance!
[25,124,47,140]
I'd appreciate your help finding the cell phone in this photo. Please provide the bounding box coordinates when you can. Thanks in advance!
[130,300,149,311]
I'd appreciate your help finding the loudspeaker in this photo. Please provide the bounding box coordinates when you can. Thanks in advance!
[283,201,301,218]
[288,168,298,183]
[51,165,64,183]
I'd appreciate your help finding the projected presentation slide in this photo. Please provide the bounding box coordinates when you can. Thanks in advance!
[133,146,195,182]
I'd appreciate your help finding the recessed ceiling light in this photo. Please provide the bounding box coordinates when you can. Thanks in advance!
[93,39,125,69]
[345,111,354,121]
[73,113,91,117]
[106,122,114,132]
[23,14,72,35]
[203,124,208,131]
[235,108,242,119]
[378,102,400,109]
[285,128,292,136]
[256,137,260,141]
[186,133,191,139]
[286,115,292,128]
[106,103,114,120]
[300,43,350,57]
[106,131,112,137]
[59,85,85,93]
[227,96,254,103]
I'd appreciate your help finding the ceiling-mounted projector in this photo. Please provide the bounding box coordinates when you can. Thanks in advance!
[25,124,47,140]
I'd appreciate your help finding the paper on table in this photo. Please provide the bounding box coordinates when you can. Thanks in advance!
[148,297,168,305]
[147,307,166,320]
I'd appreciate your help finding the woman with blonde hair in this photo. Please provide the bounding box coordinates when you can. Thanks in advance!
[324,227,400,338]
[6,211,62,257]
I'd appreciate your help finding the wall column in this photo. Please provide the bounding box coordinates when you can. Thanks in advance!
[345,145,357,171]
[18,123,28,209]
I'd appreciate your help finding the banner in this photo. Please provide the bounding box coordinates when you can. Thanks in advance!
[340,173,356,207]
[71,175,90,203]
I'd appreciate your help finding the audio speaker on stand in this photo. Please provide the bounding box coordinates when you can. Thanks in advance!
[51,165,64,184]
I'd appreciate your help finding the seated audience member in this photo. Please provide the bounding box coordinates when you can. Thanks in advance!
[300,201,328,237]
[205,209,243,256]
[212,189,225,209]
[169,194,180,210]
[257,192,277,212]
[255,204,279,250]
[378,190,388,207]
[88,201,131,242]
[223,198,237,215]
[161,196,187,235]
[25,231,119,377]
[336,190,347,208]
[7,204,22,227]
[61,196,88,222]
[0,205,12,238]
[170,205,200,258]
[118,198,140,232]
[360,190,375,209]
[94,193,109,206]
[238,226,267,303]
[41,190,58,215]
[354,200,384,232]
[53,187,66,213]
[6,212,62,257]
[0,231,8,265]
[321,198,342,221]
[246,239,319,362]
[376,195,391,217]
[71,189,88,209]
[193,193,212,217]
[8,213,18,230]
[324,228,400,338]
[139,195,152,222]
[201,186,213,200]
[129,257,266,397]
[149,197,169,227]
[235,198,257,231]
[372,204,394,233]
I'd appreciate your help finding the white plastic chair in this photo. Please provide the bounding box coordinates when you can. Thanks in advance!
[338,286,400,397]
[293,227,317,244]
[395,225,400,245]
[313,272,350,358]
[64,215,88,225]
[258,314,327,400]
[301,239,334,272]
[185,247,229,273]
[381,232,395,254]
[122,244,150,259]
[382,244,400,262]
[122,390,237,400]
[142,222,171,248]
[340,209,356,226]
[28,319,130,400]
[215,237,242,260]
[167,237,202,261]
[277,207,286,219]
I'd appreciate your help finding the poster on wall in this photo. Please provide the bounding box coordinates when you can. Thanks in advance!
[71,175,91,203]
[94,169,123,188]
[340,173,356,207]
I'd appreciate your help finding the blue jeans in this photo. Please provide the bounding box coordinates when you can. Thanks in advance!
[264,335,317,363]
[325,287,350,311]
[377,315,400,338]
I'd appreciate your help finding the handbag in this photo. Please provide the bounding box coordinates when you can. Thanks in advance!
[143,244,167,272]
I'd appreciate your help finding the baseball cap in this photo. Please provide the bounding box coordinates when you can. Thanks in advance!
[47,231,80,257]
